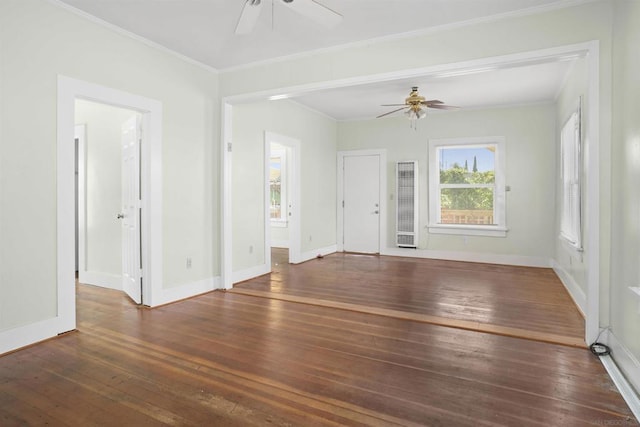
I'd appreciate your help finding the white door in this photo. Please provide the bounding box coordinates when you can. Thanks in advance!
[120,115,142,304]
[343,155,380,253]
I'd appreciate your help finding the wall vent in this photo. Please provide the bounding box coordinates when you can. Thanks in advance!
[396,161,418,248]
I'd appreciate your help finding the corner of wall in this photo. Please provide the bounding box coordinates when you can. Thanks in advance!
[551,259,587,316]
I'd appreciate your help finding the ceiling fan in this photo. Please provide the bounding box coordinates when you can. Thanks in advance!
[235,0,342,35]
[377,87,459,119]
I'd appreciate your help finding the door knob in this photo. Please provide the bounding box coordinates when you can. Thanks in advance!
[117,213,125,219]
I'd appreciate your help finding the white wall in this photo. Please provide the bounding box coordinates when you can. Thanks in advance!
[75,100,137,285]
[338,104,556,263]
[609,0,640,392]
[0,0,219,338]
[271,225,290,248]
[231,100,337,273]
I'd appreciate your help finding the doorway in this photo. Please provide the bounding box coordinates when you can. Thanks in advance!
[57,76,163,334]
[74,100,142,303]
[264,132,301,266]
[337,150,387,255]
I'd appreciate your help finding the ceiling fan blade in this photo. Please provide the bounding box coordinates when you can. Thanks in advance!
[380,104,408,107]
[235,0,263,35]
[423,100,444,105]
[376,107,408,118]
[281,0,342,28]
[427,104,460,110]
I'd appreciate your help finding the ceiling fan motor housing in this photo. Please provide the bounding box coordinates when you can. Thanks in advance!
[406,87,425,105]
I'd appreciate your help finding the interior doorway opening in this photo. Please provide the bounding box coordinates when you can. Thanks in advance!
[264,132,302,268]
[57,76,164,333]
[74,100,143,304]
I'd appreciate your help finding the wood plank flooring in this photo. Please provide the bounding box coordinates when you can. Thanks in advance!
[0,252,636,426]
[234,249,586,347]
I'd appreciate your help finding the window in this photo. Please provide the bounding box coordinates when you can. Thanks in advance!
[560,107,582,249]
[269,147,287,225]
[428,137,507,237]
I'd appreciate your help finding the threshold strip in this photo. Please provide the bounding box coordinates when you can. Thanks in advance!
[228,288,587,349]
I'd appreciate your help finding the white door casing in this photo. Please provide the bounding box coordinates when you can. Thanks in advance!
[121,115,142,304]
[343,155,380,254]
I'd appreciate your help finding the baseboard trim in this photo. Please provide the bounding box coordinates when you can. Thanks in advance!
[551,260,587,316]
[149,276,222,307]
[602,330,640,421]
[297,244,337,264]
[271,240,290,249]
[380,247,551,268]
[233,263,270,284]
[79,271,122,290]
[0,315,73,356]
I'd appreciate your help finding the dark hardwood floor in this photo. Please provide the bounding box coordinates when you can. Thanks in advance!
[234,249,586,347]
[0,251,636,426]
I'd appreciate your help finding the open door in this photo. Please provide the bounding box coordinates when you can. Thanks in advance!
[120,115,142,304]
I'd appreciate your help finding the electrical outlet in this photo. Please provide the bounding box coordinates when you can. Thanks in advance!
[186,258,192,269]
[309,235,312,242]
[249,245,253,254]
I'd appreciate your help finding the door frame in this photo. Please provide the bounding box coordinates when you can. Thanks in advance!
[337,149,388,253]
[265,132,302,265]
[57,76,163,322]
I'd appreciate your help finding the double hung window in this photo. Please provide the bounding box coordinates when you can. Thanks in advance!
[428,137,507,237]
[559,108,582,249]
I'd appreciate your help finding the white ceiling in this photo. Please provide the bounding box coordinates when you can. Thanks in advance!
[55,0,582,120]
[291,59,576,121]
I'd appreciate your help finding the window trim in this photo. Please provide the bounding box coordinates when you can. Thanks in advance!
[428,136,507,237]
[559,101,582,251]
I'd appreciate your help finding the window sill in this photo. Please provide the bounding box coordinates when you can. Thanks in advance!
[559,234,583,252]
[428,224,507,237]
[271,220,288,228]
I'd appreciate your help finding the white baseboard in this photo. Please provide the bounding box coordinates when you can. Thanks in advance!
[0,314,74,356]
[233,263,270,284]
[271,240,290,249]
[297,244,337,264]
[550,260,587,316]
[602,330,640,421]
[380,247,551,268]
[149,276,222,307]
[79,270,122,290]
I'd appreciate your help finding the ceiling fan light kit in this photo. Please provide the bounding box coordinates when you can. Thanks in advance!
[235,0,342,35]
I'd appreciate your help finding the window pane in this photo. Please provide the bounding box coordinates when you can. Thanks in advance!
[439,147,495,184]
[440,188,494,225]
[270,157,282,219]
